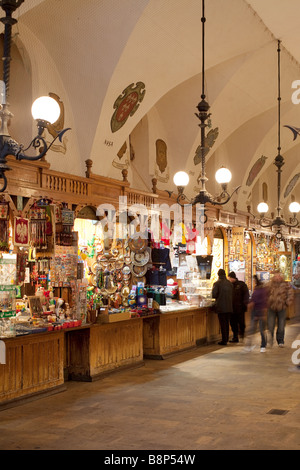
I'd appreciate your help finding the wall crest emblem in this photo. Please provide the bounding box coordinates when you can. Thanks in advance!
[284,173,300,198]
[110,82,146,133]
[194,127,219,166]
[246,155,267,186]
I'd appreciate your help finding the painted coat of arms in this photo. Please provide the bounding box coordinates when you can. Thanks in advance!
[110,82,146,133]
[246,155,267,186]
[14,217,29,247]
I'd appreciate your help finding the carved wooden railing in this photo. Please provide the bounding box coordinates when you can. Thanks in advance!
[125,188,158,208]
[43,172,89,197]
[4,157,300,239]
[4,157,160,210]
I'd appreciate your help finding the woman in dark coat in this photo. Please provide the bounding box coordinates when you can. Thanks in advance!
[212,269,233,345]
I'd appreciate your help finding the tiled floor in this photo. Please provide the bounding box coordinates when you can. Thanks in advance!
[1,319,300,451]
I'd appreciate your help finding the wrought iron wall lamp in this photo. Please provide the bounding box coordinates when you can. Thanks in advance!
[0,0,70,192]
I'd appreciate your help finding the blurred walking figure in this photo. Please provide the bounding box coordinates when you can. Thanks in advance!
[228,271,249,342]
[267,272,293,347]
[244,275,268,353]
[212,269,233,345]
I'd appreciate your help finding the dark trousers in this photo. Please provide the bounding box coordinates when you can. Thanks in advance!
[230,311,246,339]
[218,312,231,343]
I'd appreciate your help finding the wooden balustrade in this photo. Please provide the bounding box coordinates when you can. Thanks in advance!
[3,156,300,237]
[125,188,158,208]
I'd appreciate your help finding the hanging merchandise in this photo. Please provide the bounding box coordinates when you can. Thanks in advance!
[151,247,172,271]
[185,225,199,255]
[131,249,150,266]
[255,234,280,281]
[128,237,148,253]
[0,256,16,285]
[74,281,87,323]
[16,252,27,284]
[0,202,9,252]
[50,245,78,286]
[61,207,75,225]
[14,217,29,247]
[30,264,39,286]
[56,204,75,246]
[30,207,47,249]
[54,204,62,224]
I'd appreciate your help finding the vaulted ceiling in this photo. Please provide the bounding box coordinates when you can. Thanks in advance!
[4,0,300,219]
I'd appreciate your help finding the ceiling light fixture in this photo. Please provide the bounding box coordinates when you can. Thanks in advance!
[257,40,300,239]
[0,0,70,192]
[173,0,240,215]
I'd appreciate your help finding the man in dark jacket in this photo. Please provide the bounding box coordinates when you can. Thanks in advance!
[212,269,233,345]
[228,271,249,342]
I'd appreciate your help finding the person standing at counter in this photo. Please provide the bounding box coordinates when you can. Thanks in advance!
[228,271,249,343]
[212,269,233,345]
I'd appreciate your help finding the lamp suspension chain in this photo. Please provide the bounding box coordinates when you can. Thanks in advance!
[172,0,240,210]
[201,0,205,100]
[277,40,281,156]
[276,40,282,219]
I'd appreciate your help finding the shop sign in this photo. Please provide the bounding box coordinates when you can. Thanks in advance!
[232,227,244,260]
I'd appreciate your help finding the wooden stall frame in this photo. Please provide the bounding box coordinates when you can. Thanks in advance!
[0,330,65,410]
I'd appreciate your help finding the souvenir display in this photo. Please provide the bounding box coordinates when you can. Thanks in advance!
[14,217,29,247]
[0,285,16,318]
[0,256,16,285]
[0,202,9,252]
[2,185,293,339]
[128,237,147,253]
[130,264,148,277]
[131,250,150,266]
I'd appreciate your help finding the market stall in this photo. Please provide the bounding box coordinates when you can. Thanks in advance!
[228,228,254,288]
[143,305,218,359]
[65,317,143,381]
[0,330,65,407]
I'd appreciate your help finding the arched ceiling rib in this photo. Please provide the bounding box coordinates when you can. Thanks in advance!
[2,0,300,217]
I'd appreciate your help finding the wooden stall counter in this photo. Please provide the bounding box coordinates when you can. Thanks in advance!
[143,305,220,359]
[65,317,144,381]
[0,330,65,409]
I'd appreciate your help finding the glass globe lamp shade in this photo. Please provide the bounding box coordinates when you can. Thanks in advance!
[289,201,300,214]
[173,171,189,187]
[31,96,60,124]
[215,167,232,184]
[257,202,269,214]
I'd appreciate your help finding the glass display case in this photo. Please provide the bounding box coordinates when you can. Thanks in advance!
[179,271,213,307]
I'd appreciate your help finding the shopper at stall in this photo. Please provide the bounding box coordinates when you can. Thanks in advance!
[243,275,268,353]
[212,269,233,345]
[228,271,249,342]
[267,271,293,347]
